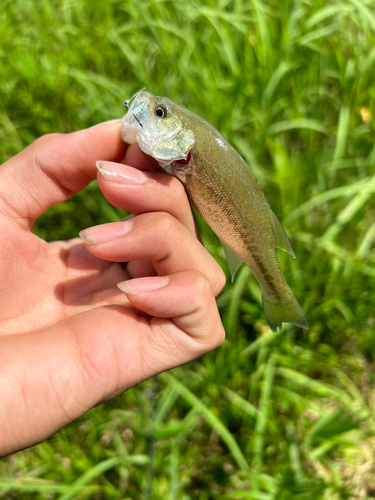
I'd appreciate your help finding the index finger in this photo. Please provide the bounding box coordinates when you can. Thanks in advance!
[0,120,126,229]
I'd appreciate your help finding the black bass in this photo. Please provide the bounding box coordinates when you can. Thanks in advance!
[120,91,309,332]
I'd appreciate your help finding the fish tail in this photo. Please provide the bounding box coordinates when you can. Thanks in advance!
[262,293,309,332]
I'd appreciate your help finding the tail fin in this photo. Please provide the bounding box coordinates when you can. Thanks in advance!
[262,293,309,332]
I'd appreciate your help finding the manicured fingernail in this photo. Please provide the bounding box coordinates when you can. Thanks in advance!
[117,276,169,295]
[96,160,149,185]
[79,220,133,245]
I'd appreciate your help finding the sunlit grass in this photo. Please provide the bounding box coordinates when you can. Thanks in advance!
[1,0,375,498]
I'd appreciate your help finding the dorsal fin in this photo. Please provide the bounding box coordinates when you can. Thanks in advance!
[220,239,243,281]
[268,209,296,259]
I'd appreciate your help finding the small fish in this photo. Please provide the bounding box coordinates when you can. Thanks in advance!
[120,90,309,332]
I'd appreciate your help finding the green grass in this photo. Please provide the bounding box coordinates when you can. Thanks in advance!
[1,0,375,498]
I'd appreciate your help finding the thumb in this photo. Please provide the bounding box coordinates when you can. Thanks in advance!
[0,120,126,229]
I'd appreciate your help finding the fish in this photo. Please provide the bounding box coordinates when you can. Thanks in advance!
[120,90,309,332]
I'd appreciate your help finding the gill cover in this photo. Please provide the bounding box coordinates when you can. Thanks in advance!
[121,91,195,166]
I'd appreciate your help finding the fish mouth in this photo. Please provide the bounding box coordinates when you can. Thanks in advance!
[120,91,151,144]
[122,87,146,111]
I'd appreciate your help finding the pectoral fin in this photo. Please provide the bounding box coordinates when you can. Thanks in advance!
[268,209,296,259]
[220,240,243,282]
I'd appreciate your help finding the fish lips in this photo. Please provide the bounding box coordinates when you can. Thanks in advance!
[121,100,148,144]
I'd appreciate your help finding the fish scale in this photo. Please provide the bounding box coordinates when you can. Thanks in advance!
[184,146,283,297]
[121,91,309,332]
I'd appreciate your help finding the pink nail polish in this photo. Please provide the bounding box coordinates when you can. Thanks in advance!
[79,220,133,245]
[96,161,149,185]
[117,276,169,295]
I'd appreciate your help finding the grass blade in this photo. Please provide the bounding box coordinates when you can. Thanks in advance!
[0,478,98,495]
[241,328,284,358]
[322,174,375,241]
[268,118,329,135]
[286,178,369,221]
[277,367,352,406]
[253,353,276,467]
[162,373,249,472]
[332,105,351,162]
[58,458,121,500]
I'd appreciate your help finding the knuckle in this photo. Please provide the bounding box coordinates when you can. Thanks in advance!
[201,315,226,352]
[190,270,226,349]
[155,211,178,234]
[170,177,188,202]
[137,212,180,261]
[204,311,226,350]
[33,133,63,149]
[213,264,227,296]
[30,134,65,171]
[212,323,226,348]
[191,270,211,299]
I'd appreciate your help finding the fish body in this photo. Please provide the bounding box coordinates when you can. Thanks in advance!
[121,91,308,332]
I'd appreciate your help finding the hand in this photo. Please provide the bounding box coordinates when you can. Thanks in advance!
[0,121,225,457]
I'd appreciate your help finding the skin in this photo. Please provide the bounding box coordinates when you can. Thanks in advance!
[0,120,225,457]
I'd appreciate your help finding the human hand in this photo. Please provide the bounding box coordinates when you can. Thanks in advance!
[0,121,225,457]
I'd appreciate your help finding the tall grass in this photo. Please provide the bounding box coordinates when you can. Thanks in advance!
[1,0,375,498]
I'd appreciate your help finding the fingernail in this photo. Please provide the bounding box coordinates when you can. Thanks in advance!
[79,220,133,245]
[96,160,149,185]
[117,276,169,295]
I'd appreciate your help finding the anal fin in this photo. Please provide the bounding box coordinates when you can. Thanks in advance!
[220,240,243,282]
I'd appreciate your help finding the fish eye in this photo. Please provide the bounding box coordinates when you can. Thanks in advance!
[154,105,168,118]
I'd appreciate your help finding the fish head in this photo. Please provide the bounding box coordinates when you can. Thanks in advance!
[121,91,195,167]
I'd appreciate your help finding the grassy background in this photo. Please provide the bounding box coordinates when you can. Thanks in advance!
[1,0,375,498]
